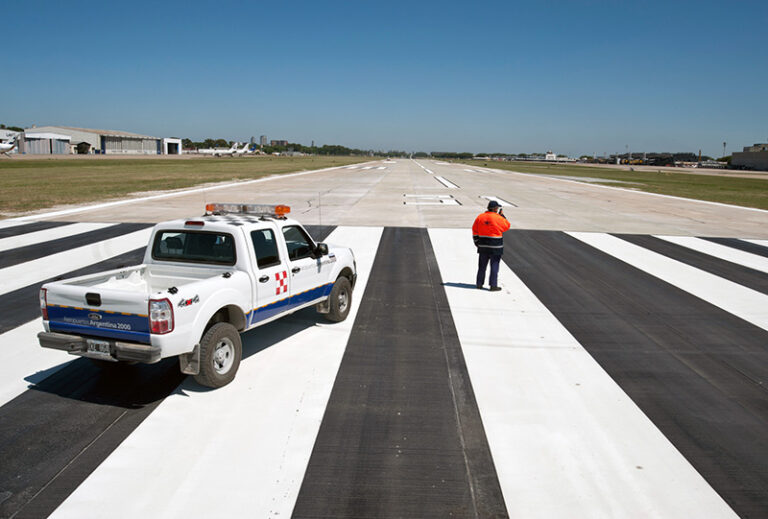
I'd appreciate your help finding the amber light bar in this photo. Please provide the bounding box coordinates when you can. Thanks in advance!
[205,203,291,217]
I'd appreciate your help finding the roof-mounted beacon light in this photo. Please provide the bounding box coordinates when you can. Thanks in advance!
[205,203,291,218]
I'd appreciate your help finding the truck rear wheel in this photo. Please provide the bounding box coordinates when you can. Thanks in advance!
[325,277,352,322]
[194,322,242,388]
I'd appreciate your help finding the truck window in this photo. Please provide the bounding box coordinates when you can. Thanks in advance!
[152,230,236,265]
[282,225,314,261]
[251,229,281,269]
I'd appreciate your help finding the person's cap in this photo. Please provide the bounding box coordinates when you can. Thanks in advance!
[487,200,501,210]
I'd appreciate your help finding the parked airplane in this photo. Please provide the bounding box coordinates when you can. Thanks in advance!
[198,142,239,157]
[234,143,251,156]
[0,136,17,156]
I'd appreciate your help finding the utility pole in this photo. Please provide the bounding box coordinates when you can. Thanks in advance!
[723,141,727,159]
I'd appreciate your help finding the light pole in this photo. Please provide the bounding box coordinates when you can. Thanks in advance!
[723,141,726,159]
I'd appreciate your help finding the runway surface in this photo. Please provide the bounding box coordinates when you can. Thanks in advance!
[1,159,767,518]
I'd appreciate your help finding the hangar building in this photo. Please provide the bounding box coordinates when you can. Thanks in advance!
[18,126,180,155]
[732,143,768,171]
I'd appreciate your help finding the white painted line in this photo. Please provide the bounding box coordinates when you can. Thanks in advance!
[480,195,514,207]
[434,176,458,189]
[569,232,768,332]
[744,238,768,247]
[377,166,386,170]
[403,194,455,198]
[343,166,358,169]
[485,167,768,215]
[0,320,74,407]
[463,168,477,173]
[1,164,366,224]
[361,166,373,170]
[428,228,738,519]
[656,235,768,274]
[0,222,116,253]
[51,226,384,519]
[0,228,152,295]
[403,194,460,205]
[424,168,434,174]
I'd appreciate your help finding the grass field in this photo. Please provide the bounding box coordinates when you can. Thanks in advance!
[0,156,363,217]
[466,160,768,210]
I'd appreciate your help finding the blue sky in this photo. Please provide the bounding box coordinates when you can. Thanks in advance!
[3,0,766,157]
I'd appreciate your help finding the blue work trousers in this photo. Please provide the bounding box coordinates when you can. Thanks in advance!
[476,252,501,288]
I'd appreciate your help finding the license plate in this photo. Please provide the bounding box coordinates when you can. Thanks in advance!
[86,339,112,358]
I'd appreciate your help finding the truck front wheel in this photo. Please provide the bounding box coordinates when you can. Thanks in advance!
[325,277,352,322]
[194,322,242,388]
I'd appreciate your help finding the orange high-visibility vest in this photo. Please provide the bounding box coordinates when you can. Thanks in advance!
[472,211,510,254]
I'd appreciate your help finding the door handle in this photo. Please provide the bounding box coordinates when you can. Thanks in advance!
[258,275,269,283]
[291,267,301,274]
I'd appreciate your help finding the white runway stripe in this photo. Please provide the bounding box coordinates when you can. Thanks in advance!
[424,168,434,174]
[428,228,737,519]
[570,232,768,332]
[656,235,768,274]
[0,222,116,253]
[744,238,768,248]
[0,228,152,296]
[434,176,458,188]
[51,226,384,519]
[0,320,73,407]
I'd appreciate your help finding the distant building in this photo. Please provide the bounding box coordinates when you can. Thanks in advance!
[250,136,256,145]
[260,135,267,146]
[270,140,288,147]
[545,150,557,161]
[731,143,768,171]
[17,126,179,155]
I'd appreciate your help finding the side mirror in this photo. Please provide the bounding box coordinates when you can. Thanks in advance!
[315,243,329,257]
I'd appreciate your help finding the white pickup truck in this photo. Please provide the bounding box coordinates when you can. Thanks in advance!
[38,203,357,388]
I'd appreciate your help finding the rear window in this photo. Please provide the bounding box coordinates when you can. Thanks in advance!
[152,230,236,265]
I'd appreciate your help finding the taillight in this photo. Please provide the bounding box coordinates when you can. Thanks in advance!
[149,298,174,334]
[40,288,48,320]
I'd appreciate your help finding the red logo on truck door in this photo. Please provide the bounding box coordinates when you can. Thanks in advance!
[275,271,288,295]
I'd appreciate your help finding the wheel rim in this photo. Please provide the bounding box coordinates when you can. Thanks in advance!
[213,337,235,374]
[338,287,349,313]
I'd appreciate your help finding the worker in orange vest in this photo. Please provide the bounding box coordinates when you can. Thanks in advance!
[472,200,511,291]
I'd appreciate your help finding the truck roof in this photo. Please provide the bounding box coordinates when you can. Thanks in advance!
[156,214,302,232]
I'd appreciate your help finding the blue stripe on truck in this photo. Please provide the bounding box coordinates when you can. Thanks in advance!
[47,305,151,344]
[248,282,333,326]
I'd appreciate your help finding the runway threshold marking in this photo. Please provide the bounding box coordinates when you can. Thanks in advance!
[655,235,768,274]
[569,232,768,331]
[0,223,116,253]
[50,227,383,519]
[293,227,507,518]
[429,228,737,518]
[0,228,153,295]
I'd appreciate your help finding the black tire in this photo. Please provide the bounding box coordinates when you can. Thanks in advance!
[194,322,242,388]
[325,276,352,322]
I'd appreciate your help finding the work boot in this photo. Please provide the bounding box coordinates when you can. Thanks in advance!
[490,286,502,292]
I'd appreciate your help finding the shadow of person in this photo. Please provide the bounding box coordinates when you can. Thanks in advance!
[442,282,481,290]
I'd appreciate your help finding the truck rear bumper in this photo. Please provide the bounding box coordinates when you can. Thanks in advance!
[38,332,162,364]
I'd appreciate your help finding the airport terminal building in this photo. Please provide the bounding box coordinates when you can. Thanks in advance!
[17,126,181,155]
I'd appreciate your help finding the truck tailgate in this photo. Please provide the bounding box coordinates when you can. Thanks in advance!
[45,285,151,344]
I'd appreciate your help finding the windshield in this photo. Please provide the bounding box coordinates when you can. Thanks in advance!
[152,230,236,265]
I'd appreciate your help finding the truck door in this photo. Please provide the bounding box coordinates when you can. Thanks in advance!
[281,225,332,306]
[249,228,291,325]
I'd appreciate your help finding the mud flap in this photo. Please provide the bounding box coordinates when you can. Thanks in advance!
[316,298,330,314]
[179,344,200,375]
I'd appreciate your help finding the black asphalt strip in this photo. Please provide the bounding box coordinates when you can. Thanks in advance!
[702,237,768,259]
[293,227,507,519]
[616,234,768,295]
[0,223,152,269]
[0,225,336,518]
[502,230,768,519]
